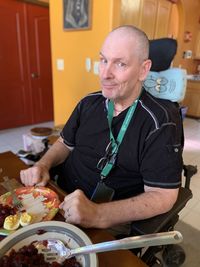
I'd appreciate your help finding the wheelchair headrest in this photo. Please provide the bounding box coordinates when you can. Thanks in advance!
[149,38,177,71]
[144,38,186,102]
[144,68,187,102]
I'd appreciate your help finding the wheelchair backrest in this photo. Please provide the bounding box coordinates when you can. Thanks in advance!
[144,38,187,103]
[143,68,187,103]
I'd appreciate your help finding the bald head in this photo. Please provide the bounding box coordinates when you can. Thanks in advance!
[105,25,149,63]
[99,25,152,104]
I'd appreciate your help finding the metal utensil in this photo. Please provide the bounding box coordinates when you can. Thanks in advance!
[34,230,183,263]
[3,176,24,211]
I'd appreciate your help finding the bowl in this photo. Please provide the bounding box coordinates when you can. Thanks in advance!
[0,221,98,267]
[31,127,53,137]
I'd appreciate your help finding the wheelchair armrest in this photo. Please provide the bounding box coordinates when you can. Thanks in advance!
[131,187,192,235]
[183,164,198,189]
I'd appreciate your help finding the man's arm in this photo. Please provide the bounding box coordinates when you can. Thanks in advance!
[35,137,71,170]
[95,186,179,228]
[60,186,179,229]
[20,137,71,186]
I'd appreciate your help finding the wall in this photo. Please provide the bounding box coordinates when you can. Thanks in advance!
[49,0,121,125]
[49,0,200,125]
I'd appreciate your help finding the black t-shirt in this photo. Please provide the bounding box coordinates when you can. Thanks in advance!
[59,90,183,200]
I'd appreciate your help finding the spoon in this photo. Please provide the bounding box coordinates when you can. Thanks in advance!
[34,230,183,263]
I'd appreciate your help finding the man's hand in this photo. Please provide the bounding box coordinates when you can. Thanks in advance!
[20,163,50,187]
[59,187,179,230]
[59,189,102,228]
[20,137,71,187]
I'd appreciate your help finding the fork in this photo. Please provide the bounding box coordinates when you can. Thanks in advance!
[34,231,183,263]
[3,176,24,211]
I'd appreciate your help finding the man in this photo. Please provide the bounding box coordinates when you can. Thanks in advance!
[20,26,183,234]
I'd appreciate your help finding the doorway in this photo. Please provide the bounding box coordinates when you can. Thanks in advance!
[0,0,53,130]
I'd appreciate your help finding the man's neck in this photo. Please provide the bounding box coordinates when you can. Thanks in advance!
[113,88,142,115]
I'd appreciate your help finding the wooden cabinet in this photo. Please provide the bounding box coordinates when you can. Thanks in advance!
[154,0,172,39]
[120,0,141,27]
[194,30,200,59]
[182,81,200,118]
[138,0,158,39]
[139,0,172,39]
[120,0,173,39]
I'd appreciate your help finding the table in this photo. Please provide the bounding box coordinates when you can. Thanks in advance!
[0,151,147,267]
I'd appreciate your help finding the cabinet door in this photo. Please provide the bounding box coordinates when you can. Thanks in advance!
[120,0,173,40]
[154,0,172,39]
[182,86,200,118]
[168,3,179,39]
[120,0,141,26]
[194,30,200,59]
[139,0,158,39]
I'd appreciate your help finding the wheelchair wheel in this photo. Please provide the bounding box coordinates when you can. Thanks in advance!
[151,257,163,267]
[162,244,186,267]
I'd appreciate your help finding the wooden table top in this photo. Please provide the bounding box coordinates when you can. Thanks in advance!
[0,151,147,267]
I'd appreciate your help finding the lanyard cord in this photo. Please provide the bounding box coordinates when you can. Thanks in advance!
[100,96,140,179]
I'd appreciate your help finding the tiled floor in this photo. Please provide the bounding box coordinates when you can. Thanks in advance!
[179,118,200,230]
[0,121,54,154]
[0,118,200,230]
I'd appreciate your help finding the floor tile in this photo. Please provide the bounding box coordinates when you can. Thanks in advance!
[191,202,200,215]
[179,206,192,220]
[180,117,200,230]
[181,210,200,230]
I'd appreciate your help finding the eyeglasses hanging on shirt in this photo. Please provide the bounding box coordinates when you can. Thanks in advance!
[96,140,117,171]
[91,95,141,203]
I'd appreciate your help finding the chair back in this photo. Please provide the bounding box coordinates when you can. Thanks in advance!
[149,38,177,71]
[144,68,187,102]
[144,38,187,103]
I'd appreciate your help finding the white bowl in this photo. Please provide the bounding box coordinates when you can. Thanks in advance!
[0,221,98,267]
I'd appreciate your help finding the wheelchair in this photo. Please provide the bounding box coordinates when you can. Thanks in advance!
[130,164,197,267]
[128,38,198,267]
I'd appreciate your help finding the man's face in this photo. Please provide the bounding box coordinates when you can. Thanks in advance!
[99,32,150,102]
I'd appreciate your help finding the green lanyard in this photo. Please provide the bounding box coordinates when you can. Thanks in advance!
[100,97,140,179]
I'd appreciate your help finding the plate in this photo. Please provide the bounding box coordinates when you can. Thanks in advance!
[0,186,60,224]
[0,221,98,267]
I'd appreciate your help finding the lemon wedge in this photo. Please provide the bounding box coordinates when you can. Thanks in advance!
[20,212,33,227]
[3,214,20,230]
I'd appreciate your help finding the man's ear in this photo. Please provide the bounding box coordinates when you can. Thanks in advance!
[139,59,152,81]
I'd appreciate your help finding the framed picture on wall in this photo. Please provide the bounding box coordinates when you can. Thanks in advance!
[63,0,91,30]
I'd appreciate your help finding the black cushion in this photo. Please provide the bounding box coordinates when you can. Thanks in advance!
[149,38,177,71]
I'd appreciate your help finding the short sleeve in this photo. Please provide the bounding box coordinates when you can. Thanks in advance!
[60,102,81,148]
[141,123,183,189]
